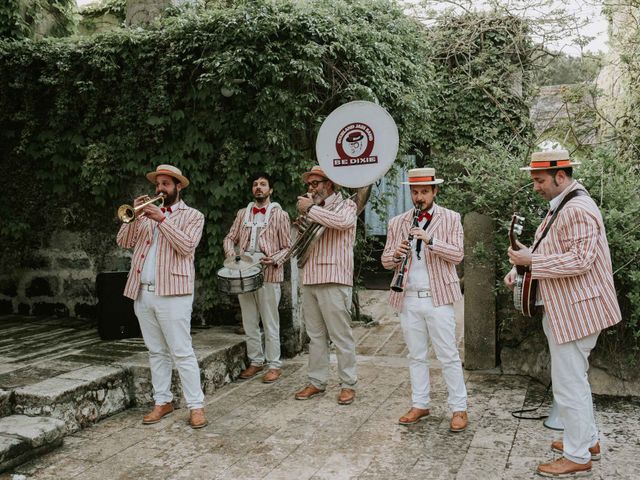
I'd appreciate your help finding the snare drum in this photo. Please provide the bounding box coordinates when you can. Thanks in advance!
[216,265,264,294]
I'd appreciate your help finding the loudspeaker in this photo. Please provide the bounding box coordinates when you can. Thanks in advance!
[96,271,141,340]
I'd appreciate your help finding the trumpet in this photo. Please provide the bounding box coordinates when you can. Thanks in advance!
[117,192,166,223]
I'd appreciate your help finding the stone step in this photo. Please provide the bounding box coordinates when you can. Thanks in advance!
[1,326,247,473]
[12,365,131,433]
[10,331,247,432]
[0,415,66,473]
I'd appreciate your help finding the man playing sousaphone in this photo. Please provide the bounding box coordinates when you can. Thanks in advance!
[293,165,359,405]
[223,172,291,383]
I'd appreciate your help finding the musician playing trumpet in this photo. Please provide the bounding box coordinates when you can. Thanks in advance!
[223,172,291,384]
[116,164,207,429]
[381,167,468,431]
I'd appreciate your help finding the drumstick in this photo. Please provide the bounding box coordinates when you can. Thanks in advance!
[239,260,262,271]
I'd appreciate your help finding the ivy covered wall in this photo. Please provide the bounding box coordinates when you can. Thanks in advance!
[0,1,558,331]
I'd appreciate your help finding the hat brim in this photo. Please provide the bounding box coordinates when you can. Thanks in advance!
[520,161,581,171]
[146,171,190,188]
[402,179,444,185]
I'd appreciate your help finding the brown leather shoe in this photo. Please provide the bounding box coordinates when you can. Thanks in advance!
[142,403,174,425]
[262,369,282,384]
[449,411,468,432]
[536,457,592,477]
[551,440,601,461]
[337,388,356,405]
[294,385,325,400]
[398,407,430,425]
[189,408,208,429]
[239,364,263,379]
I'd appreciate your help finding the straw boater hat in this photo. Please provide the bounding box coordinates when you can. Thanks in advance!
[146,164,190,188]
[301,165,329,183]
[520,150,581,171]
[402,167,444,185]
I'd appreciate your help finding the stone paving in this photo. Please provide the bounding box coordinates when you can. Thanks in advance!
[3,292,640,479]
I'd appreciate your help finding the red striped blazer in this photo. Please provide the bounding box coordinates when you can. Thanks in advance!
[531,182,622,343]
[301,193,357,286]
[382,204,463,311]
[223,203,291,283]
[117,200,204,300]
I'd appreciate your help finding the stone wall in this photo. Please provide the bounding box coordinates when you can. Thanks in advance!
[499,294,640,397]
[0,231,127,319]
[0,227,306,357]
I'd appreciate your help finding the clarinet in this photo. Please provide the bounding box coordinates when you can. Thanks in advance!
[391,204,422,293]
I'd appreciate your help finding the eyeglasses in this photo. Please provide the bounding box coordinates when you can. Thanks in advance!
[306,180,326,188]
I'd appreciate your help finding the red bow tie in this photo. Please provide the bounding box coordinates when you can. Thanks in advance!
[252,206,266,215]
[418,211,432,222]
[161,206,172,214]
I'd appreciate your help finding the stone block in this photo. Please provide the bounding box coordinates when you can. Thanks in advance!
[0,300,13,315]
[32,302,69,317]
[0,389,11,418]
[49,231,83,251]
[100,255,131,272]
[13,365,131,433]
[0,277,18,297]
[0,415,65,473]
[57,257,92,270]
[22,253,51,270]
[463,212,496,369]
[62,278,94,297]
[25,277,58,297]
[0,415,66,448]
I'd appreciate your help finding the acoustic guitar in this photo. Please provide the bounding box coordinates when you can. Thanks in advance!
[509,214,538,317]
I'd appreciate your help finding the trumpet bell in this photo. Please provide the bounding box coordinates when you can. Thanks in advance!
[117,204,136,223]
[117,192,165,223]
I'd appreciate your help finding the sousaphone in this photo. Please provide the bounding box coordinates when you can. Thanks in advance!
[287,101,399,267]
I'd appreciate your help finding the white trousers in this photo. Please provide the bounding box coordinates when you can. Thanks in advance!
[238,282,282,369]
[543,314,599,464]
[399,296,467,411]
[134,289,204,409]
[302,284,357,389]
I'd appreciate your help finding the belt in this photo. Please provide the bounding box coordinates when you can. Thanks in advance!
[404,290,431,298]
[140,284,156,292]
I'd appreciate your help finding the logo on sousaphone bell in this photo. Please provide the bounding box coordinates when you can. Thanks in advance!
[334,122,378,167]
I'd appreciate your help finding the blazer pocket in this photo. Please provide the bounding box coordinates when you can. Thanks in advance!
[316,256,336,265]
[570,285,600,304]
[170,258,190,276]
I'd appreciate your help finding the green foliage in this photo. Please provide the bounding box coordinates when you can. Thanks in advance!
[80,0,127,21]
[0,0,76,39]
[426,11,535,153]
[532,50,604,86]
[0,0,436,315]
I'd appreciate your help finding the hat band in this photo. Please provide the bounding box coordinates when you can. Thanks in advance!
[530,159,571,168]
[156,169,180,176]
[409,176,435,182]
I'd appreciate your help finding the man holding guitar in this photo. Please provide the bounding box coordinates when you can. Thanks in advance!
[504,150,621,478]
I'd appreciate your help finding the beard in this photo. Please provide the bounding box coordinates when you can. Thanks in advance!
[162,188,178,206]
[253,190,270,204]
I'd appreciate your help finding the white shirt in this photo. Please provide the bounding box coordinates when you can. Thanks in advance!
[139,208,172,285]
[405,207,434,292]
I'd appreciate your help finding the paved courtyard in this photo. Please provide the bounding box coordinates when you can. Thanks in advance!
[3,292,639,479]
